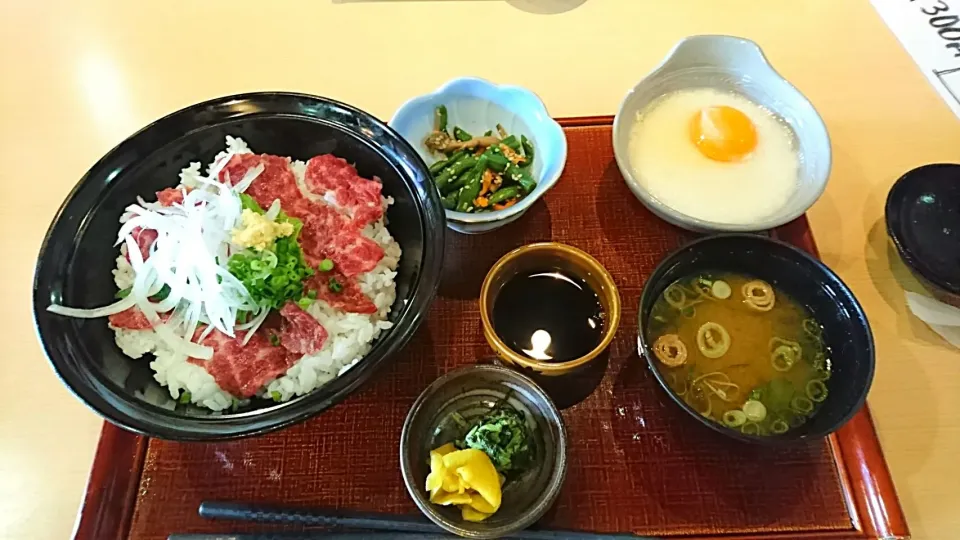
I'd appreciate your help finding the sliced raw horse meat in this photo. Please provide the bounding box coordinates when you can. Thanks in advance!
[297,206,384,276]
[303,154,384,228]
[223,154,303,211]
[156,187,185,206]
[190,329,294,398]
[108,308,152,330]
[220,153,384,276]
[306,272,377,314]
[278,303,329,355]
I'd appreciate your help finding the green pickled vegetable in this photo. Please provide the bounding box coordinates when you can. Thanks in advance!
[520,135,535,168]
[442,169,473,195]
[434,156,478,191]
[453,126,472,142]
[487,185,521,205]
[499,134,521,151]
[178,391,192,405]
[460,404,532,474]
[441,191,458,210]
[504,164,536,194]
[484,152,510,172]
[456,157,488,212]
[428,156,451,175]
[434,105,448,132]
[429,149,467,175]
[228,195,314,310]
[270,390,282,402]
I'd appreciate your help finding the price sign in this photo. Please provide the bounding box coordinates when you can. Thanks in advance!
[873,0,960,118]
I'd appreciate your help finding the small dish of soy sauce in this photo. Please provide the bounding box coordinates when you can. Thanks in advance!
[480,242,621,376]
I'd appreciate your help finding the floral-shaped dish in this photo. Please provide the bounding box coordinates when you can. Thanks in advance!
[390,77,568,234]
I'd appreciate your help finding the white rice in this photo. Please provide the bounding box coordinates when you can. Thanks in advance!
[109,137,401,411]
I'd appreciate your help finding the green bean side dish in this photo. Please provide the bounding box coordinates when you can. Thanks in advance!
[424,105,537,213]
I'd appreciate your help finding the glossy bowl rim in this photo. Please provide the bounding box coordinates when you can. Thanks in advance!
[637,233,875,444]
[479,242,622,374]
[611,34,833,233]
[399,363,568,539]
[389,76,569,225]
[32,91,446,440]
[885,162,960,296]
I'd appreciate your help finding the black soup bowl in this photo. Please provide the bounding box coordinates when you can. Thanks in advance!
[637,235,874,443]
[33,92,446,440]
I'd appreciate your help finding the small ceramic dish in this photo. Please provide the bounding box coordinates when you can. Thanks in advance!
[479,243,621,376]
[400,364,567,539]
[612,35,831,233]
[389,77,568,234]
[886,163,960,307]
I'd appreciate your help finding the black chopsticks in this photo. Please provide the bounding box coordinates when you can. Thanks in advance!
[176,500,655,540]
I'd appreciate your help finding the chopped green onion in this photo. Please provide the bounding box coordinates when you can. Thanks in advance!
[742,399,767,422]
[227,199,314,310]
[681,306,696,318]
[297,296,313,310]
[711,280,732,299]
[270,390,282,402]
[770,418,790,434]
[151,284,171,301]
[806,380,828,403]
[328,278,343,293]
[178,391,192,404]
[268,333,280,347]
[790,395,814,415]
[307,289,318,299]
[741,422,761,435]
[722,410,747,428]
[802,318,822,339]
[318,259,334,272]
[115,287,131,299]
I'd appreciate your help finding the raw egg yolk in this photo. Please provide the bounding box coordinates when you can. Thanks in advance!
[689,106,758,162]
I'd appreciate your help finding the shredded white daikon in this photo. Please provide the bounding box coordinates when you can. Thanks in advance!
[47,161,265,360]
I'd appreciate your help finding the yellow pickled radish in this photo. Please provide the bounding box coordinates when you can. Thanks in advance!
[431,491,473,506]
[426,445,503,519]
[443,449,502,511]
[461,505,493,523]
[467,493,498,514]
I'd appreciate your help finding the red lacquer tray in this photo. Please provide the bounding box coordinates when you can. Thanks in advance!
[75,117,908,540]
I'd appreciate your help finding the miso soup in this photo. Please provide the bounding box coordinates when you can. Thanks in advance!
[646,272,831,436]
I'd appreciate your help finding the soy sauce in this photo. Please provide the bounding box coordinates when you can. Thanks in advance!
[492,269,604,363]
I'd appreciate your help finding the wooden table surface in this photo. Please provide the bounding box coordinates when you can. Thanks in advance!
[2,1,958,539]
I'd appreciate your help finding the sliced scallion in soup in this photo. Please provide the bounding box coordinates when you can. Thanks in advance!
[647,272,831,436]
